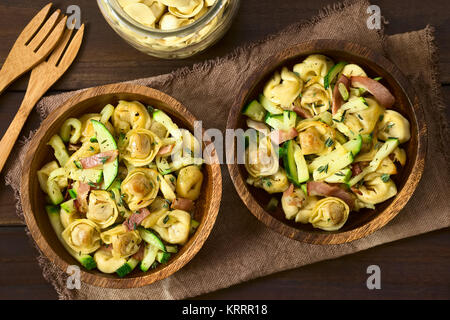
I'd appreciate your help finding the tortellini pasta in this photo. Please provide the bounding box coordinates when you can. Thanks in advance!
[121,128,162,166]
[86,190,119,229]
[121,168,160,211]
[100,225,142,258]
[41,101,203,276]
[62,219,101,254]
[263,67,303,107]
[241,54,410,232]
[309,197,350,231]
[377,110,411,143]
[112,100,152,134]
[151,210,191,244]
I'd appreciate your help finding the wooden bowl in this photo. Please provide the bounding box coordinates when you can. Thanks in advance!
[227,40,427,245]
[21,83,222,288]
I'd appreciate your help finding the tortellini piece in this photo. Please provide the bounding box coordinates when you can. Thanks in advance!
[65,140,100,170]
[94,248,127,274]
[86,190,119,229]
[168,0,204,18]
[37,161,67,193]
[245,137,279,178]
[151,210,191,245]
[141,197,171,228]
[281,187,306,220]
[60,207,82,229]
[121,168,160,211]
[356,173,397,205]
[293,54,334,83]
[341,63,367,78]
[112,100,151,134]
[100,225,142,259]
[62,219,101,254]
[343,97,384,135]
[176,165,204,200]
[159,12,190,30]
[247,168,289,194]
[121,128,162,166]
[263,67,303,107]
[295,196,319,224]
[300,84,331,115]
[309,197,350,231]
[296,120,335,155]
[377,110,411,143]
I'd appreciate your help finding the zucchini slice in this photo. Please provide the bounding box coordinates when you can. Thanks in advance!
[265,111,297,131]
[242,100,267,122]
[283,140,309,186]
[116,257,139,277]
[259,94,283,115]
[138,228,166,252]
[324,61,347,89]
[140,245,159,272]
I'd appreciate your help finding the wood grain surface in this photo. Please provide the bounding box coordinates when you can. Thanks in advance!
[0,0,448,299]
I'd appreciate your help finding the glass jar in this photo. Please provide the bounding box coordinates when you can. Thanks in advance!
[97,0,240,59]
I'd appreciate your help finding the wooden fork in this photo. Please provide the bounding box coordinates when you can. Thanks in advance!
[0,3,66,95]
[0,24,85,173]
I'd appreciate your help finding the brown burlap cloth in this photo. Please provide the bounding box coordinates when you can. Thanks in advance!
[4,0,449,299]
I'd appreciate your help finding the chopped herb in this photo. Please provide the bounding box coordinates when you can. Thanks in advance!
[297,92,302,98]
[147,106,154,114]
[101,140,107,144]
[170,177,175,183]
[99,156,109,164]
[74,160,82,169]
[88,181,96,187]
[385,122,395,131]
[109,190,115,200]
[359,128,364,132]
[325,137,334,147]
[119,133,125,141]
[135,113,139,117]
[293,71,301,77]
[357,114,364,121]
[381,174,390,183]
[133,222,137,230]
[89,146,94,151]
[335,172,346,176]
[317,164,329,174]
[90,137,97,143]
[378,114,384,122]
[163,215,169,224]
[373,77,383,81]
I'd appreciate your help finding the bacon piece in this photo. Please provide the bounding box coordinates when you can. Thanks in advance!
[293,106,313,119]
[351,187,363,195]
[157,144,174,156]
[351,76,395,108]
[270,128,298,145]
[123,208,151,231]
[283,184,295,197]
[132,245,145,261]
[332,74,350,114]
[79,150,119,169]
[307,181,355,209]
[75,182,90,213]
[171,198,194,211]
[351,163,363,177]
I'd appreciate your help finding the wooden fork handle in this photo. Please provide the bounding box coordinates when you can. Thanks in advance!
[0,62,19,95]
[0,91,40,173]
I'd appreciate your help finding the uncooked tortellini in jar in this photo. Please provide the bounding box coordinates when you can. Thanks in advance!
[176,165,204,200]
[159,12,190,30]
[112,100,151,134]
[86,190,119,229]
[121,168,160,211]
[151,210,191,245]
[309,197,350,231]
[293,54,334,83]
[62,219,101,254]
[263,67,303,107]
[245,137,279,178]
[100,225,141,258]
[94,248,127,274]
[123,2,158,26]
[168,0,204,18]
[356,173,397,205]
[377,110,411,143]
[121,128,162,166]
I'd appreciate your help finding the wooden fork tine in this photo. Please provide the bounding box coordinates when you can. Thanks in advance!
[27,9,60,50]
[36,15,67,56]
[47,27,74,65]
[58,24,85,69]
[16,3,52,45]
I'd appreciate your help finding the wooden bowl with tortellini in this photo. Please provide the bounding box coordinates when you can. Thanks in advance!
[227,40,427,245]
[20,84,222,288]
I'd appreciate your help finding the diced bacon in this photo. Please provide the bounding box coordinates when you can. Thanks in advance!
[247,119,270,136]
[351,187,363,195]
[123,208,151,231]
[307,181,355,209]
[351,76,395,108]
[293,106,313,119]
[157,144,175,156]
[283,184,295,197]
[132,245,145,261]
[332,74,350,114]
[270,128,298,145]
[351,163,363,177]
[79,150,119,169]
[171,198,194,211]
[75,182,90,213]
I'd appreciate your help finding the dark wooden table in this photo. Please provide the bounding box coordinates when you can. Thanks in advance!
[0,0,449,300]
